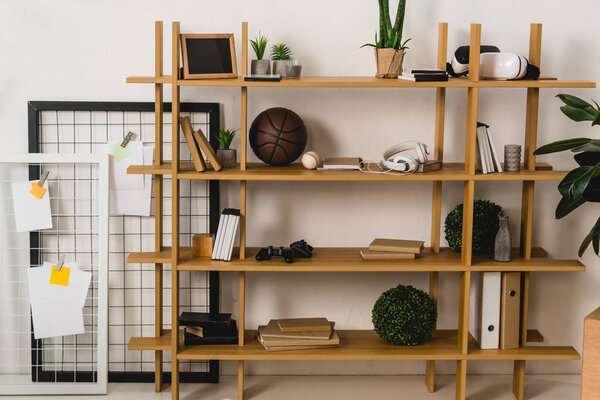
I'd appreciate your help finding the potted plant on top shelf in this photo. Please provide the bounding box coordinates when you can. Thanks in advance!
[270,43,293,77]
[250,33,270,75]
[362,0,411,78]
[216,128,239,168]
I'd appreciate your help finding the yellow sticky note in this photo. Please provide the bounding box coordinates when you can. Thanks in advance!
[50,266,70,286]
[29,181,47,199]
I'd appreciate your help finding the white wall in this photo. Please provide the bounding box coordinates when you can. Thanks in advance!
[3,0,600,376]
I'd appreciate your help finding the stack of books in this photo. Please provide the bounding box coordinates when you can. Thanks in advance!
[398,69,449,82]
[360,238,425,260]
[256,317,341,352]
[180,312,238,345]
[476,122,503,174]
[212,208,240,261]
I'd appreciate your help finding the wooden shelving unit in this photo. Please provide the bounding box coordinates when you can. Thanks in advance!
[125,20,594,400]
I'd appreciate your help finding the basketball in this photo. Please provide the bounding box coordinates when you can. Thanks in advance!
[249,107,307,166]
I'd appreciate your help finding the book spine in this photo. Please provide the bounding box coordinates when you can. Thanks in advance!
[477,128,489,174]
[226,210,240,261]
[486,126,503,173]
[211,211,226,260]
[480,272,502,349]
[218,211,233,261]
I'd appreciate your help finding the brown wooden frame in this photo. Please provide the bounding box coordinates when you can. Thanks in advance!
[180,33,238,79]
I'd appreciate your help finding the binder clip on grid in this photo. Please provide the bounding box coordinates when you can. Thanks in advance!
[110,131,137,161]
[29,170,50,199]
[121,131,136,148]
[55,256,65,272]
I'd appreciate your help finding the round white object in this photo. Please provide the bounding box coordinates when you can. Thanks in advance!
[301,151,320,170]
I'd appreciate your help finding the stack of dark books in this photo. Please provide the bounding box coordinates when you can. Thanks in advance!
[179,312,238,345]
[398,69,449,82]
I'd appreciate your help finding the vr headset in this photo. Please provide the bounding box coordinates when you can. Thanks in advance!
[447,45,540,80]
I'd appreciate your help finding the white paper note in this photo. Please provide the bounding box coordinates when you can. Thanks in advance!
[106,140,144,191]
[110,145,154,216]
[11,180,53,232]
[27,262,92,339]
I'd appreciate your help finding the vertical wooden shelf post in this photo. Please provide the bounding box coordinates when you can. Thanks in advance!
[456,22,481,400]
[154,20,164,393]
[426,21,448,394]
[513,23,542,400]
[171,20,181,400]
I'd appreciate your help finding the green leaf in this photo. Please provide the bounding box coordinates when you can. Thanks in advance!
[560,105,598,122]
[558,165,600,199]
[571,140,600,153]
[555,194,585,219]
[583,176,600,202]
[575,152,600,166]
[557,94,593,109]
[579,223,595,257]
[593,222,600,255]
[593,112,600,126]
[534,138,592,155]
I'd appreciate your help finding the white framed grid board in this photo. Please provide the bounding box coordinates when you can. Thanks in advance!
[28,101,221,383]
[0,153,109,395]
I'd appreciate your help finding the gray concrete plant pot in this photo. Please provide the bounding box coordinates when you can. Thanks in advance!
[272,60,290,77]
[217,149,237,168]
[251,59,271,75]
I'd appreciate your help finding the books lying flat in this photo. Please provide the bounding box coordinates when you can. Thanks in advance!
[416,160,442,172]
[179,311,231,327]
[360,249,416,260]
[368,238,424,254]
[277,317,332,333]
[184,321,238,345]
[256,333,342,352]
[398,74,449,82]
[258,326,340,347]
[320,157,362,170]
[260,319,335,340]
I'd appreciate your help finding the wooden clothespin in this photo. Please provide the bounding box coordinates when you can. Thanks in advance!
[29,170,50,199]
[55,256,65,272]
[121,131,136,148]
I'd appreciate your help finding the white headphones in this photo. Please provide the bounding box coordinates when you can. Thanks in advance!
[379,141,430,172]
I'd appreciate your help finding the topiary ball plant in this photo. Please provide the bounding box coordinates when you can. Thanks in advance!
[372,284,437,346]
[444,199,503,255]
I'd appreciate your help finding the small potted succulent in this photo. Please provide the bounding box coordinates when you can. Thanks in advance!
[362,0,411,78]
[250,33,270,75]
[270,43,292,77]
[216,128,238,168]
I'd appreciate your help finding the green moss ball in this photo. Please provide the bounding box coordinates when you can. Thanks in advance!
[444,199,503,255]
[372,285,437,346]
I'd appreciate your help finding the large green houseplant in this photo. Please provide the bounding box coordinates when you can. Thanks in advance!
[362,0,411,78]
[534,94,600,256]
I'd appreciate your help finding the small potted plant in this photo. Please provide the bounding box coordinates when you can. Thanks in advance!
[216,128,238,168]
[250,33,270,75]
[362,0,411,78]
[270,43,292,77]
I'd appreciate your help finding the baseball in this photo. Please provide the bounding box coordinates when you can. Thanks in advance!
[301,151,320,170]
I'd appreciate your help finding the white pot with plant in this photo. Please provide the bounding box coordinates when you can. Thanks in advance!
[250,33,270,75]
[216,128,238,168]
[270,43,293,77]
[362,0,411,79]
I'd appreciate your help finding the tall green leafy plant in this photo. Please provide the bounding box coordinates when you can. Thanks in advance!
[250,34,268,60]
[534,94,600,256]
[362,0,411,50]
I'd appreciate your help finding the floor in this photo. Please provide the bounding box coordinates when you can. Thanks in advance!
[7,374,581,399]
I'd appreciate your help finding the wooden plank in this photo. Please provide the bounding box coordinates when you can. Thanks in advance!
[513,360,526,400]
[456,360,467,400]
[239,271,245,346]
[126,75,596,89]
[526,329,544,343]
[425,360,435,392]
[457,272,471,353]
[582,307,600,399]
[461,182,475,266]
[241,22,248,77]
[178,329,462,360]
[154,19,164,393]
[238,360,244,400]
[128,329,182,351]
[171,21,180,400]
[468,24,481,82]
[240,181,246,259]
[241,88,247,171]
[468,346,579,361]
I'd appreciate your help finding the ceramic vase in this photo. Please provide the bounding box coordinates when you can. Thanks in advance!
[504,144,522,172]
[494,213,511,262]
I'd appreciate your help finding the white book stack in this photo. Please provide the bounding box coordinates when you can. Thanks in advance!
[212,208,241,261]
[476,123,503,174]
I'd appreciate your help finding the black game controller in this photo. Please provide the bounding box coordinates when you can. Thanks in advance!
[255,240,313,263]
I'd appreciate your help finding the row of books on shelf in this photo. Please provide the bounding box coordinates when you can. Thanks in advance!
[476,122,503,174]
[469,271,522,349]
[212,208,240,261]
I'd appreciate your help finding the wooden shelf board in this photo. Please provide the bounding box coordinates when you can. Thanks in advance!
[468,346,579,360]
[177,329,461,361]
[127,329,182,351]
[128,162,566,182]
[470,254,584,272]
[128,247,193,264]
[126,75,595,89]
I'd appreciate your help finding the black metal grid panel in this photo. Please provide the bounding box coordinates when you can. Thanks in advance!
[28,101,220,383]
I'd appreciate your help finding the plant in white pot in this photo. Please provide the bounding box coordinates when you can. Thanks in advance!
[270,43,292,77]
[250,33,270,75]
[362,0,411,78]
[216,128,238,168]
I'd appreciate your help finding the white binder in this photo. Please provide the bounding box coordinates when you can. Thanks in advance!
[469,272,501,349]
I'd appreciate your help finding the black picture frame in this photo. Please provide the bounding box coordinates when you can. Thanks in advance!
[27,101,220,384]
